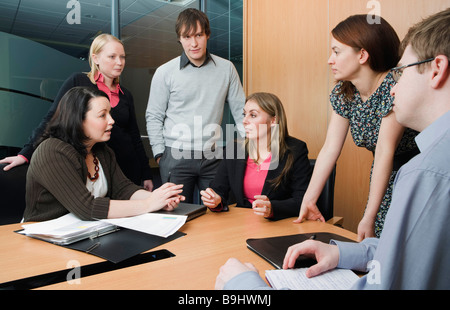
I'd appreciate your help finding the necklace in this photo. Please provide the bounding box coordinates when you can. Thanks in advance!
[87,154,99,181]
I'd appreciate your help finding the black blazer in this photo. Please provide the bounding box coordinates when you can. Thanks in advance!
[19,73,152,185]
[210,136,312,220]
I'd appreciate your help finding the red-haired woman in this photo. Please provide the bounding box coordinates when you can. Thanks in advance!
[296,15,419,240]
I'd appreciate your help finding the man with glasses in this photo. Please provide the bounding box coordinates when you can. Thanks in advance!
[390,58,435,83]
[216,8,450,290]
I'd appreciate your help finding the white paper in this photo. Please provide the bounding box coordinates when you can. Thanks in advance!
[101,213,187,238]
[21,213,111,237]
[265,268,359,290]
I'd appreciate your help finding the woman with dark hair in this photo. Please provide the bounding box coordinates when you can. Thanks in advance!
[295,15,419,240]
[200,92,312,220]
[23,87,183,222]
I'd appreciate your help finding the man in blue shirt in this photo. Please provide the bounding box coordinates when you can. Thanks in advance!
[216,8,450,290]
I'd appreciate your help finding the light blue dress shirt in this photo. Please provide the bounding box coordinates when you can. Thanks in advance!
[224,111,450,290]
[339,110,450,289]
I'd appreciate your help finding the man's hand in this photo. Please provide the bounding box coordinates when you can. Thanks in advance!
[215,258,259,290]
[283,240,339,278]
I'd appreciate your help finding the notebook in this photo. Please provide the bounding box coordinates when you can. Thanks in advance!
[265,268,359,290]
[155,202,207,221]
[247,232,355,269]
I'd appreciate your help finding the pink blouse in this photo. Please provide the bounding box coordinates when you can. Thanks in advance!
[95,72,123,108]
[243,154,272,204]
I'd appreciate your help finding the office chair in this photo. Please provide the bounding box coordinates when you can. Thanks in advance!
[0,164,28,224]
[309,159,336,222]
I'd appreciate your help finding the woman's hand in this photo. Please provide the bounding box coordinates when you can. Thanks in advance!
[0,156,27,171]
[357,214,376,241]
[294,199,325,223]
[109,183,183,218]
[200,188,222,208]
[252,195,272,218]
[147,182,184,212]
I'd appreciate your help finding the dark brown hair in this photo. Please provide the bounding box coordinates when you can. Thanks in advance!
[175,8,211,39]
[332,15,400,101]
[37,87,109,157]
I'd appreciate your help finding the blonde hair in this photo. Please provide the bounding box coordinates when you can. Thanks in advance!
[245,92,292,189]
[87,34,124,85]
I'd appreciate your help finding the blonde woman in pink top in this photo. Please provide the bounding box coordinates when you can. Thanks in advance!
[200,93,312,220]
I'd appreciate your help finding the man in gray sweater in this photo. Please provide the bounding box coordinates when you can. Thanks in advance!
[146,8,245,203]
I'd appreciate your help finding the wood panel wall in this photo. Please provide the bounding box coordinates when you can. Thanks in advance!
[244,0,450,232]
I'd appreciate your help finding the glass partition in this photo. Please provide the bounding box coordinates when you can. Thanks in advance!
[206,0,244,141]
[0,0,243,158]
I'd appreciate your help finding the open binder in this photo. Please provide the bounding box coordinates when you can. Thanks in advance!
[18,213,186,263]
[17,225,185,264]
[20,213,118,245]
[247,232,355,269]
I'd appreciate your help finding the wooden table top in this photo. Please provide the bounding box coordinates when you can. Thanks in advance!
[0,206,356,290]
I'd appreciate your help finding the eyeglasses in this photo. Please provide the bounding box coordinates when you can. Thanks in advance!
[390,58,435,83]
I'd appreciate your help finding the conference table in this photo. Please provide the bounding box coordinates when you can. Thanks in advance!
[0,206,357,290]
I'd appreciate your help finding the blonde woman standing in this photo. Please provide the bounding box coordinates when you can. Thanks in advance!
[0,34,153,191]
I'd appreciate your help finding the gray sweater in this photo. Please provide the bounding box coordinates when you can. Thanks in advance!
[24,138,142,222]
[145,53,245,156]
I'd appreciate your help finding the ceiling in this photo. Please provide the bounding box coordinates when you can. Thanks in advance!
[0,0,243,68]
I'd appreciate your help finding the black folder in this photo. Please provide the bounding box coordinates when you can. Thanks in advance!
[247,232,355,269]
[16,203,206,264]
[62,228,185,263]
[17,228,185,264]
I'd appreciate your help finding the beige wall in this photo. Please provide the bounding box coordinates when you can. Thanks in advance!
[244,0,450,232]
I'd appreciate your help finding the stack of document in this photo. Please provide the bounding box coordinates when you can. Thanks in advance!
[21,213,117,245]
[21,212,188,245]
